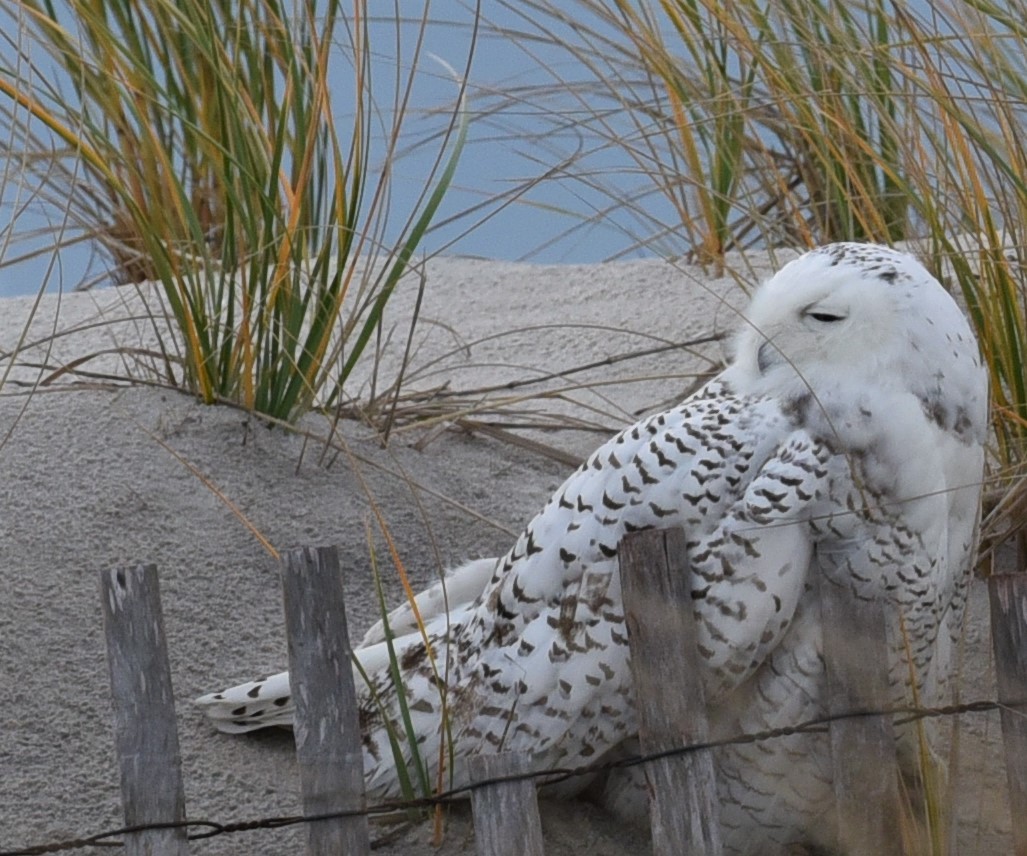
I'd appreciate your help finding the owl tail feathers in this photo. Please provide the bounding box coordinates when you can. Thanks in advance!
[194,633,406,734]
[196,558,497,735]
[194,671,296,733]
[359,557,497,647]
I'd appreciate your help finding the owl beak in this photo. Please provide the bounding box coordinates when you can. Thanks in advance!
[757,340,778,374]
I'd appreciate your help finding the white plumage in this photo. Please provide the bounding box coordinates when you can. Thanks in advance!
[197,243,987,854]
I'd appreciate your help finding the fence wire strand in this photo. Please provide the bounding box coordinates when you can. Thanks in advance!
[2,697,1014,856]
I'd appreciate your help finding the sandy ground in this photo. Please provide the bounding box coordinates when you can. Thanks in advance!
[0,253,1013,854]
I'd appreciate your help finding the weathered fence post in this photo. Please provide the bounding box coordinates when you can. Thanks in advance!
[280,545,370,856]
[618,527,723,856]
[99,564,189,856]
[817,576,902,856]
[988,573,1027,856]
[468,753,545,856]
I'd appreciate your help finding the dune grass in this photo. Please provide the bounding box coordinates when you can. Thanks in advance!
[0,0,469,423]
[8,0,1020,510]
[482,0,1027,560]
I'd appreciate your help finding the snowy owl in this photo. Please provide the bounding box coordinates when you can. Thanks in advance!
[197,243,987,854]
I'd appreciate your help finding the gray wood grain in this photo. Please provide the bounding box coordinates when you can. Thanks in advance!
[988,573,1027,856]
[99,564,189,856]
[618,527,723,856]
[281,545,370,856]
[468,753,545,856]
[818,576,901,856]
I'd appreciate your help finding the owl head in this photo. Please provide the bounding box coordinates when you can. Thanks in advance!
[728,243,987,445]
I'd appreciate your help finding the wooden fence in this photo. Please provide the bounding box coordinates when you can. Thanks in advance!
[95,531,1027,856]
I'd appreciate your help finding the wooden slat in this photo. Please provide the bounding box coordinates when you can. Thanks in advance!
[468,753,545,856]
[280,545,370,856]
[988,573,1027,856]
[618,527,723,856]
[99,564,189,856]
[818,575,902,856]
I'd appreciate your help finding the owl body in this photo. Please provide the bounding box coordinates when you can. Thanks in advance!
[198,244,987,854]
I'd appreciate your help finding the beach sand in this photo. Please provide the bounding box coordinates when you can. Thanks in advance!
[0,253,1011,854]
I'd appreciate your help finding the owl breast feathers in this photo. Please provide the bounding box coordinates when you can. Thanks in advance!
[197,243,987,856]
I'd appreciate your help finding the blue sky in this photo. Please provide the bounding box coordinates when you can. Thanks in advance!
[0,2,665,298]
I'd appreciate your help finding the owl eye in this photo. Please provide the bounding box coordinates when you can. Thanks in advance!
[803,307,848,323]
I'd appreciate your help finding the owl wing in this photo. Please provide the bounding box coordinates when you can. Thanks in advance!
[446,380,833,751]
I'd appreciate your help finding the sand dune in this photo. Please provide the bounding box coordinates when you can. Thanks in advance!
[0,253,1009,854]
